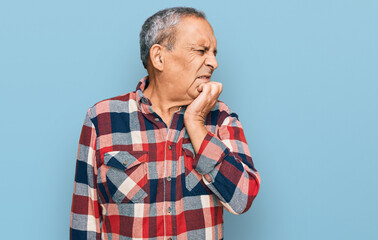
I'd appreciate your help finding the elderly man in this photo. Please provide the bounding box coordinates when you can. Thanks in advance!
[70,7,260,240]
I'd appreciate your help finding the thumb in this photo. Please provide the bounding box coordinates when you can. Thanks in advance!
[197,83,206,92]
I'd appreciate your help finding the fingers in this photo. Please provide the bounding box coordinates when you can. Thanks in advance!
[200,82,222,113]
[186,81,223,122]
[197,83,203,92]
[200,82,222,98]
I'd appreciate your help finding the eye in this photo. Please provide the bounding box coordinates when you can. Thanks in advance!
[196,49,205,54]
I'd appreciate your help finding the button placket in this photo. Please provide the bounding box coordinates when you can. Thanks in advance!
[166,144,173,183]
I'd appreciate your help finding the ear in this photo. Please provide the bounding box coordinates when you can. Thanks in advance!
[149,44,164,71]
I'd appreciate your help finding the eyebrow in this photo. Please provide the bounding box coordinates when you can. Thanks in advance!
[194,45,218,56]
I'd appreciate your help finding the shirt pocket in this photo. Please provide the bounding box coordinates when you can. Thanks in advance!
[100,150,148,204]
[182,143,208,194]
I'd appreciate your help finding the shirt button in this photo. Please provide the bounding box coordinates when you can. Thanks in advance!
[154,118,159,122]
[141,97,148,104]
[167,176,172,182]
[122,160,127,166]
[167,206,171,213]
[168,145,172,150]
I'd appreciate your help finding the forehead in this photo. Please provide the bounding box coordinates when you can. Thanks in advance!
[174,16,217,47]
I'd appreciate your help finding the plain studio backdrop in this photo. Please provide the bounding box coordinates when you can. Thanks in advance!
[1,0,377,239]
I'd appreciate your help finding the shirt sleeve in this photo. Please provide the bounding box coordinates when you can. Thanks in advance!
[191,111,261,215]
[70,108,102,239]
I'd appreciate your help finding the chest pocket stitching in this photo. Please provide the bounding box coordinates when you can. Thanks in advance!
[102,151,148,204]
[104,151,147,170]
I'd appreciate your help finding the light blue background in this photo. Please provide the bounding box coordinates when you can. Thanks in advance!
[1,0,377,239]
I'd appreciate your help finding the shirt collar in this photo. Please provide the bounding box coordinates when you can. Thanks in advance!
[135,75,186,114]
[135,75,151,110]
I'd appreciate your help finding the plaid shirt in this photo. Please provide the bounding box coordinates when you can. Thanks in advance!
[70,76,261,240]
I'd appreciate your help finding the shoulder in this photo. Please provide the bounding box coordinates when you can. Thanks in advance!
[203,100,240,132]
[210,100,240,122]
[86,91,137,119]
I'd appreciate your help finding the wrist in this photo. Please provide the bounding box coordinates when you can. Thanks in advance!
[184,116,204,129]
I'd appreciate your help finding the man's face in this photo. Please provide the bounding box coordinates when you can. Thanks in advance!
[162,16,218,103]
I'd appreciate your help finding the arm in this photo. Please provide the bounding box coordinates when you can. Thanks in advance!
[70,108,102,239]
[186,111,261,215]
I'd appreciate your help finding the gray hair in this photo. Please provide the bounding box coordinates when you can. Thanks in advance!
[139,7,206,69]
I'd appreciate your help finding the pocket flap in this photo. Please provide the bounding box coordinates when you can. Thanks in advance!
[104,151,147,170]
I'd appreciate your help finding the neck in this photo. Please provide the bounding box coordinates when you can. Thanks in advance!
[143,75,185,116]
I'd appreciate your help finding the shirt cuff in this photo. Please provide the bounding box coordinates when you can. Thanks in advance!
[192,131,228,175]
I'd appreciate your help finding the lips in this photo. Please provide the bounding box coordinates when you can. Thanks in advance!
[197,75,211,80]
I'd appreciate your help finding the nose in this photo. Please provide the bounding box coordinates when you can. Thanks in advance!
[205,53,218,70]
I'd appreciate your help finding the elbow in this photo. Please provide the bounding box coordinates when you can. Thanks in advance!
[222,195,258,216]
[228,196,258,215]
[225,174,260,215]
[223,198,251,215]
[243,173,261,214]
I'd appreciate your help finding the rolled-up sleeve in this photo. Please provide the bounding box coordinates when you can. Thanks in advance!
[70,108,101,239]
[192,112,261,215]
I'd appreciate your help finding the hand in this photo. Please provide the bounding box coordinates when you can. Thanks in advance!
[184,81,223,126]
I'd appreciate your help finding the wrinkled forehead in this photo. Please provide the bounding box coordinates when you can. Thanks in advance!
[175,16,217,47]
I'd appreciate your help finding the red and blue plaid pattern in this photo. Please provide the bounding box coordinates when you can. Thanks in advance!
[70,76,261,240]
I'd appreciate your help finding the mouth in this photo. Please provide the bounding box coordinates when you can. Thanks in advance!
[196,75,211,81]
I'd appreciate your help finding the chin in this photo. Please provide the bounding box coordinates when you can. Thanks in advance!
[186,89,200,100]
